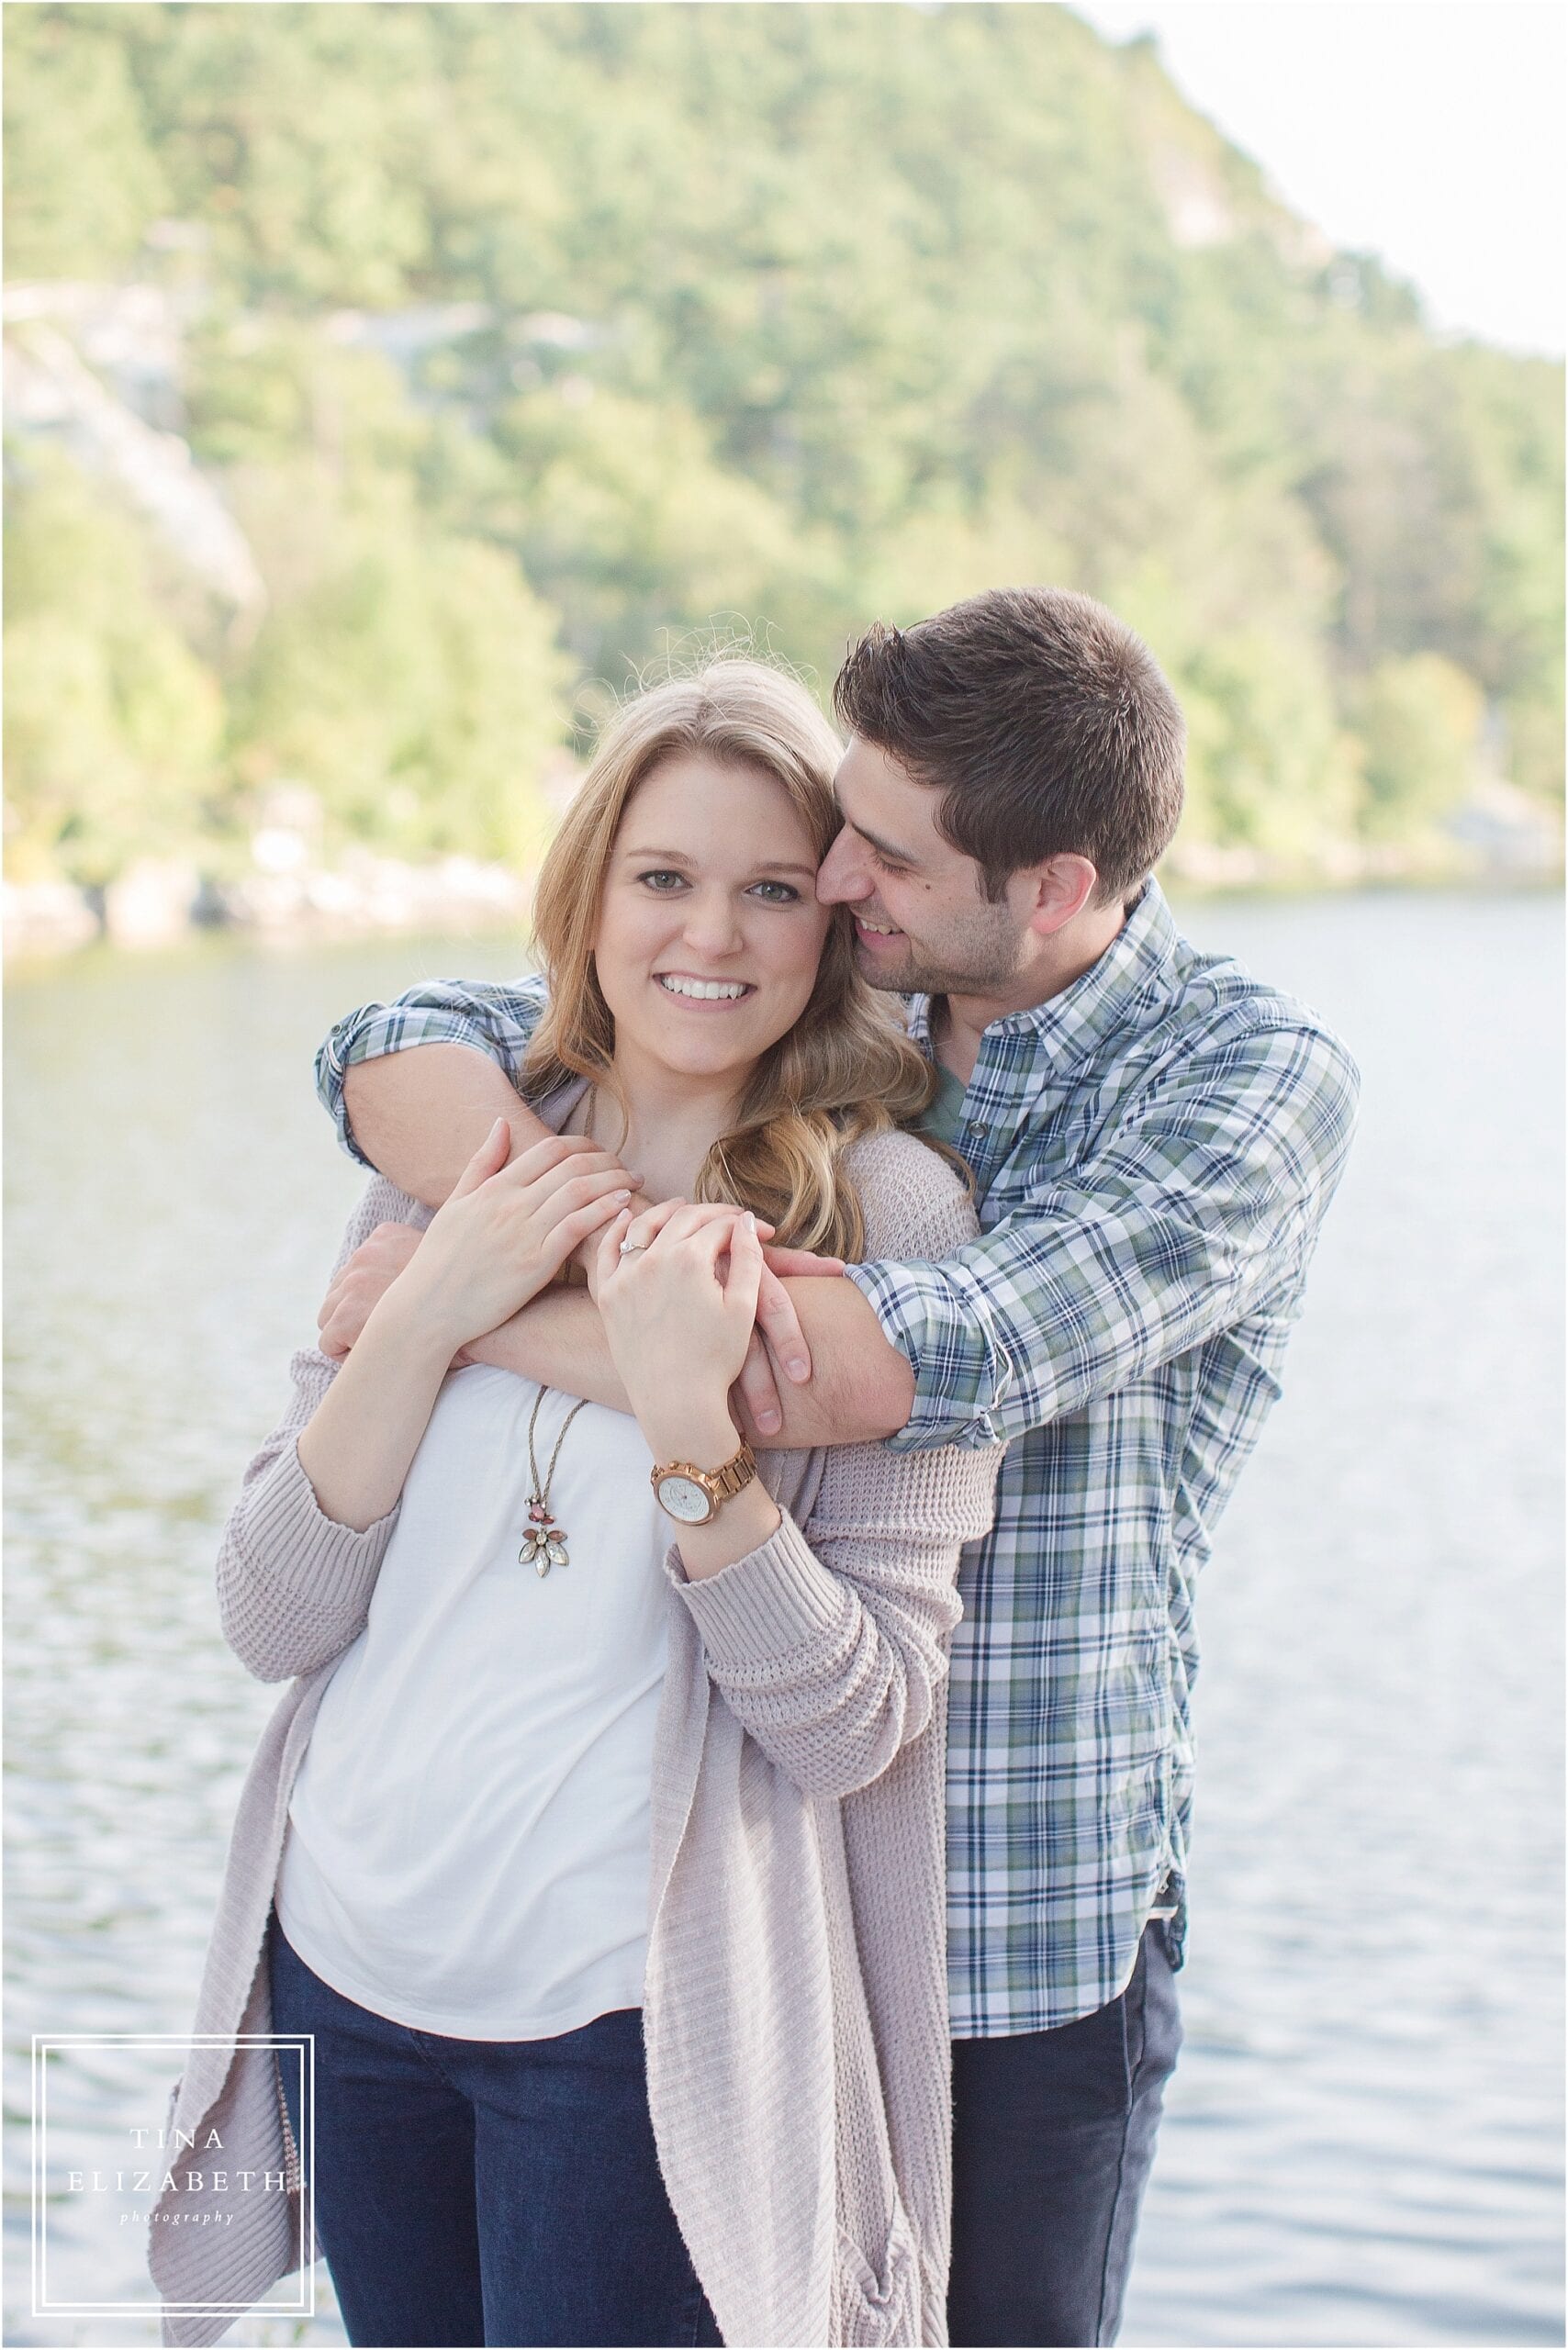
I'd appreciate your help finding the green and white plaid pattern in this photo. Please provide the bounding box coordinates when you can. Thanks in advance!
[315,880,1359,2033]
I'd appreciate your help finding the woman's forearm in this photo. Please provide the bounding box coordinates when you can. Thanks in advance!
[296,1290,459,1532]
[671,1483,785,1581]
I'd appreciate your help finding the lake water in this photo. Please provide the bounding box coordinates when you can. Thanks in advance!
[5,890,1562,2347]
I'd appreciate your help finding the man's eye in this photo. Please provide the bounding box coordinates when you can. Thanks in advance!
[869,850,908,878]
[749,879,801,904]
[637,870,687,892]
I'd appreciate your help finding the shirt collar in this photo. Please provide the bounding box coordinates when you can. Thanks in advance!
[905,877,1180,1075]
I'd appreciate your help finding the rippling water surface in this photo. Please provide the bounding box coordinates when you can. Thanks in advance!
[6,892,1562,2346]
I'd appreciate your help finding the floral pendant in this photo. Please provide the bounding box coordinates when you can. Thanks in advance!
[519,1496,569,1577]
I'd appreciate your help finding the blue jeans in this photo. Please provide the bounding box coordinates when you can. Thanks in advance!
[947,1920,1183,2346]
[266,1911,722,2347]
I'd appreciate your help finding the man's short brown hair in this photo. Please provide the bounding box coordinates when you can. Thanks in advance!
[833,587,1185,905]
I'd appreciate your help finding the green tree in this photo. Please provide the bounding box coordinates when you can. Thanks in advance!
[3,6,168,277]
[492,386,818,677]
[2,2,1560,886]
[1181,629,1364,864]
[1350,654,1485,844]
[231,491,571,867]
[4,453,222,885]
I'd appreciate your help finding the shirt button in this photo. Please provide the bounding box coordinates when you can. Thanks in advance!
[969,1122,989,1137]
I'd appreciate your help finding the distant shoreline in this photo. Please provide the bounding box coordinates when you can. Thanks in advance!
[5,837,1559,968]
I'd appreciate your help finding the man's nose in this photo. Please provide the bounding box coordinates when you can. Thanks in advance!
[816,826,871,905]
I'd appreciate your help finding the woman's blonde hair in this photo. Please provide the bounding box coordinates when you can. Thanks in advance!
[521,658,938,1259]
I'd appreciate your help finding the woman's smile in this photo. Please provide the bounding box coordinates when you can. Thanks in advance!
[654,970,758,1007]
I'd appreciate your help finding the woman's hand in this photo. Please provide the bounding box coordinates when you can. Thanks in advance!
[591,1199,766,1462]
[385,1120,634,1353]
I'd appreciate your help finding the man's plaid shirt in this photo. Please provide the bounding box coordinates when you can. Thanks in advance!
[315,879,1360,2035]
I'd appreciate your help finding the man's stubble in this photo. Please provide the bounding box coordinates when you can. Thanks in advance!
[852,897,1025,1002]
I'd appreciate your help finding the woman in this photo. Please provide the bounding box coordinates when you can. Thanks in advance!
[150,661,1002,2349]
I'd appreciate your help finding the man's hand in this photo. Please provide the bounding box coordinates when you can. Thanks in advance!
[318,1223,426,1360]
[737,1246,845,1434]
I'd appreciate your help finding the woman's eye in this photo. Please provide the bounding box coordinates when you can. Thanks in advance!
[749,879,801,904]
[637,870,688,892]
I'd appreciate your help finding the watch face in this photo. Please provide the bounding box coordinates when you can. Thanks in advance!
[657,1474,712,1525]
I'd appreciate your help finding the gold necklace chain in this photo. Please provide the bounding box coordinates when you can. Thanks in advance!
[519,1386,590,1577]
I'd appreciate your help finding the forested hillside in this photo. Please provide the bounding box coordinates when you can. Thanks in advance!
[5,2,1562,901]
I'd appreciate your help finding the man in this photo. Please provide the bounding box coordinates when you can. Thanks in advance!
[311,588,1360,2346]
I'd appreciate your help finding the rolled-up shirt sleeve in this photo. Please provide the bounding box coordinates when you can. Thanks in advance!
[846,1015,1361,1451]
[314,975,550,1166]
[845,1248,1022,1449]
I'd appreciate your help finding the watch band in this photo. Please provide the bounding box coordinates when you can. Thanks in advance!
[650,1438,758,1522]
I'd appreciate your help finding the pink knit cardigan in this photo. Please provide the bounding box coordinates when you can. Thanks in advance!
[148,1123,1001,2347]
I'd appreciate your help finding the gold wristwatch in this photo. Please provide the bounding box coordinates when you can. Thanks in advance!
[651,1438,758,1526]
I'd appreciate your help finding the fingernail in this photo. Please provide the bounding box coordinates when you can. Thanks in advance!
[745,1210,757,1232]
[757,1409,781,1433]
[613,1190,632,1203]
[785,1357,809,1382]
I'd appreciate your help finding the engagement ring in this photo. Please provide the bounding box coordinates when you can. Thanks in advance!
[619,1237,649,1254]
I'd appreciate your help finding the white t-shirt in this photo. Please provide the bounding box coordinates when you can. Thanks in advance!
[274,1365,670,2041]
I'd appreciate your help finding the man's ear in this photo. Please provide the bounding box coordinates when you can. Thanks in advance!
[1017,854,1100,937]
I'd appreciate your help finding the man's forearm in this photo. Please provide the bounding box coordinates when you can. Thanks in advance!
[466,1277,914,1449]
[758,1278,914,1446]
[464,1287,633,1412]
[342,1046,550,1207]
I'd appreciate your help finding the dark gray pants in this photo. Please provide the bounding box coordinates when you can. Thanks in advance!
[947,1920,1182,2347]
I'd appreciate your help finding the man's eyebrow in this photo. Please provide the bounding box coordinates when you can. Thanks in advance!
[621,845,820,878]
[847,820,922,867]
